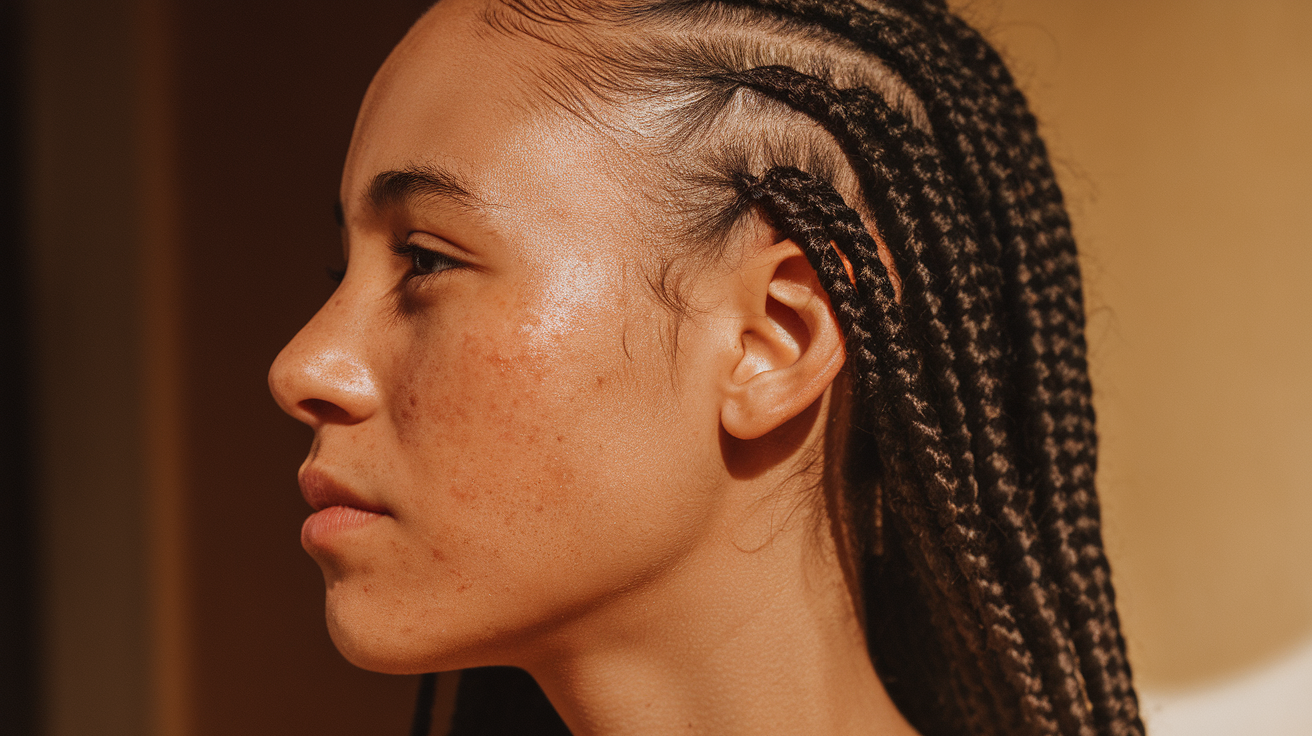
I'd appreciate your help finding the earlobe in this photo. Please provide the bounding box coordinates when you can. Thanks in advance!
[721,247,846,441]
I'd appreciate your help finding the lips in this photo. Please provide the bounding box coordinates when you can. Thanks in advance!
[299,468,390,549]
[299,468,390,515]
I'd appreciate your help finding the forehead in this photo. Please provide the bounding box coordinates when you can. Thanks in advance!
[340,0,643,220]
[341,0,528,205]
[338,0,665,283]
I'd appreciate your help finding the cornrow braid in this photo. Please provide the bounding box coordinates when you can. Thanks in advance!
[447,2,1144,735]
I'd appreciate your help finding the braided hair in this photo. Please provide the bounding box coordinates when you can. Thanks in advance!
[438,2,1144,735]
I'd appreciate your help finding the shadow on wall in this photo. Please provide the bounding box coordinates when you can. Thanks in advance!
[1140,633,1312,735]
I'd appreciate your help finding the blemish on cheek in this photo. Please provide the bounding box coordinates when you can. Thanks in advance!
[449,567,470,594]
[431,548,445,562]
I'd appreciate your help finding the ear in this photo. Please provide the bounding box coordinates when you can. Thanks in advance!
[720,241,846,441]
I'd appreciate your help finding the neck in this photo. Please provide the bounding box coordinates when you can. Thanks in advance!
[515,478,919,736]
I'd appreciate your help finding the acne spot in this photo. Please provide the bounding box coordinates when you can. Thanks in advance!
[409,393,418,408]
[449,567,470,594]
[431,548,445,562]
[555,435,563,443]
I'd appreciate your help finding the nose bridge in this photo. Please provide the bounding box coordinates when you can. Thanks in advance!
[269,290,381,426]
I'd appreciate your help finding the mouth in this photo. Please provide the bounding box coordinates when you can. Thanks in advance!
[299,468,390,549]
[299,468,390,515]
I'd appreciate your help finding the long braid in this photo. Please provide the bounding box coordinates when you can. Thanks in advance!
[745,167,1062,735]
[929,14,1144,732]
[742,168,1003,732]
[871,7,1143,730]
[734,66,1095,734]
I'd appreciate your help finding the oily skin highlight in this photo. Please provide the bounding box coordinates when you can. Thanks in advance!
[269,1,918,733]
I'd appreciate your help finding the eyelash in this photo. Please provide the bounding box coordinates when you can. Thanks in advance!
[389,236,462,279]
[324,235,464,285]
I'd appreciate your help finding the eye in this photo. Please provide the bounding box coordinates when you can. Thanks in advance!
[390,235,462,278]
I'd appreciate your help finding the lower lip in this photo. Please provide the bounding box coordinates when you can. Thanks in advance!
[302,505,387,548]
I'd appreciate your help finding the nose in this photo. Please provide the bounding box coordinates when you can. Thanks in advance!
[269,295,380,428]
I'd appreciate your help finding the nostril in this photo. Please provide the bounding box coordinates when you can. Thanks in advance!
[300,398,355,425]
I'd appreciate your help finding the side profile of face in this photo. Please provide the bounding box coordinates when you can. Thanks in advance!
[274,8,663,674]
[268,0,864,702]
[271,0,783,675]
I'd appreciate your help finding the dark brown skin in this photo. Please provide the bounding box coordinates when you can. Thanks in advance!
[268,1,920,733]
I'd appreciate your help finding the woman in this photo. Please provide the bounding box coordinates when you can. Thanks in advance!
[268,0,1144,734]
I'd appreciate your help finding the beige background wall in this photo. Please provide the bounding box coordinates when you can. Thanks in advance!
[962,0,1312,690]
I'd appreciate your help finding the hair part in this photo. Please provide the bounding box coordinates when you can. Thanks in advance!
[482,0,923,263]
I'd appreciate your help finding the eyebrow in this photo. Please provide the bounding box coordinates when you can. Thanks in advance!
[365,164,485,214]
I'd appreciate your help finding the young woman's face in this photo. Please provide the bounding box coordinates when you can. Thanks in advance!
[268,0,736,673]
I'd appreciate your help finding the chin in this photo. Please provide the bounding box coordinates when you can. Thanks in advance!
[324,601,434,674]
[328,628,425,675]
[321,584,494,675]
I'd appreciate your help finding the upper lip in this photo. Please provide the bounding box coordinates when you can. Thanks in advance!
[299,468,390,515]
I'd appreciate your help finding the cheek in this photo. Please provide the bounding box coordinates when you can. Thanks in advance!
[396,325,565,502]
[390,304,650,537]
[380,297,715,602]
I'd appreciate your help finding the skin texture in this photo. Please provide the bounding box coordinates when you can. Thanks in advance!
[268,1,919,733]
